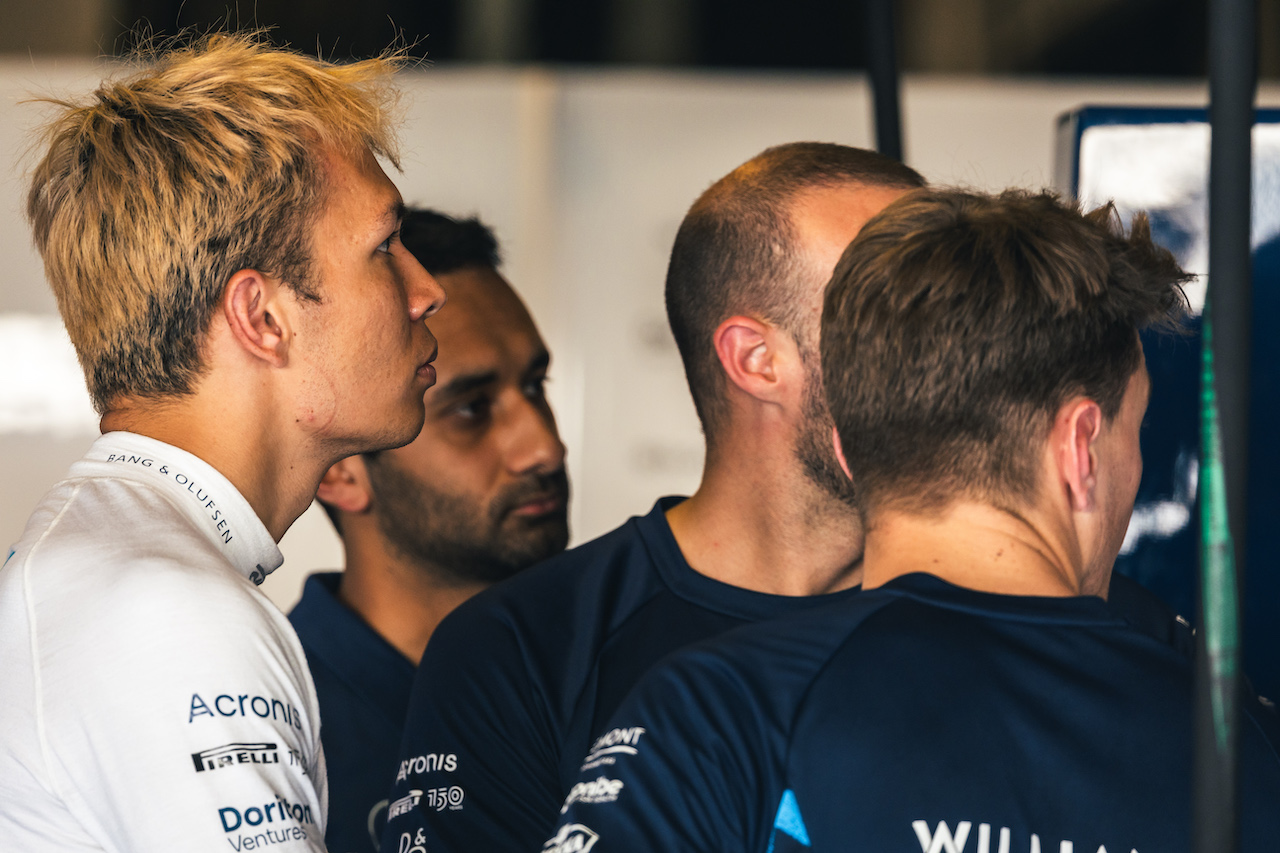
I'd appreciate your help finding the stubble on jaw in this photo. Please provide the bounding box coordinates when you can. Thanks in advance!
[368,457,570,586]
[794,343,859,508]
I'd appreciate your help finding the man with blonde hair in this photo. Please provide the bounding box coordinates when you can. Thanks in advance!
[0,34,444,853]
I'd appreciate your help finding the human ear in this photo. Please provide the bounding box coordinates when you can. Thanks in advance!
[713,315,792,403]
[1059,399,1103,512]
[222,269,291,368]
[317,456,373,515]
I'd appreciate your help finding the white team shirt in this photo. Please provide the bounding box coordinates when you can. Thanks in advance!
[0,431,328,852]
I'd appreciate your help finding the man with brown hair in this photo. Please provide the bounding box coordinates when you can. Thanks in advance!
[0,34,444,852]
[549,189,1280,852]
[383,143,923,853]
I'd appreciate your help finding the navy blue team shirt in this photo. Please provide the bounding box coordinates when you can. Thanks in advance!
[549,572,1280,853]
[381,498,863,852]
[383,499,1194,853]
[289,572,415,853]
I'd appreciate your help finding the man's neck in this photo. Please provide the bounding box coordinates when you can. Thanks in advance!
[336,541,486,665]
[860,502,1097,597]
[100,395,324,542]
[666,450,863,597]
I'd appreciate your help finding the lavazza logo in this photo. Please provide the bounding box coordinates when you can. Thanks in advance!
[560,777,624,814]
[543,823,599,853]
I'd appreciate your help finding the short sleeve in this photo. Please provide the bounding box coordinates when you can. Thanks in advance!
[545,648,782,853]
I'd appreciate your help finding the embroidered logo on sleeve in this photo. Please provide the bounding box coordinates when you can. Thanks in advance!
[580,726,646,771]
[560,777,624,813]
[543,823,599,853]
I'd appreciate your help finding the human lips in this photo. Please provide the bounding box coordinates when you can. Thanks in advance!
[510,492,566,518]
[496,471,570,522]
[416,345,439,385]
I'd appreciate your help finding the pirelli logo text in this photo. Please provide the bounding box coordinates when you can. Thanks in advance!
[387,785,465,821]
[193,742,280,773]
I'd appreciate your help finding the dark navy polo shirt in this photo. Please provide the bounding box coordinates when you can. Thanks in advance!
[551,572,1280,852]
[381,497,865,853]
[289,572,414,853]
[382,497,1194,853]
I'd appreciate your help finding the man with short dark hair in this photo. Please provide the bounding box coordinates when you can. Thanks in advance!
[289,209,568,853]
[383,143,925,853]
[549,188,1280,852]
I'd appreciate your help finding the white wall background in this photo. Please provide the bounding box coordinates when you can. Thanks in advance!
[3,61,1274,609]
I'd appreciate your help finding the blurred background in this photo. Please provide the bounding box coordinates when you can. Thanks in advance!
[3,0,1279,614]
[6,0,1280,74]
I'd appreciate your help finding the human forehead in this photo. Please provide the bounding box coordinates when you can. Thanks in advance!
[426,267,545,381]
[316,145,403,234]
[432,267,539,339]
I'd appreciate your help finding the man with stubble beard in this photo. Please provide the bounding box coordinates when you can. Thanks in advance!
[383,147,1195,853]
[288,209,569,853]
[382,143,922,853]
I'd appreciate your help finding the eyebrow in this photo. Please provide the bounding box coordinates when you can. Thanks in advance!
[381,199,407,231]
[436,370,499,400]
[527,350,551,376]
[433,350,551,401]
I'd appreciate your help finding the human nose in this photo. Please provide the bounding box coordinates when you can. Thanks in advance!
[403,252,446,322]
[504,396,566,477]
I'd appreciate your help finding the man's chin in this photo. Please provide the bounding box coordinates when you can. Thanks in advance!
[355,407,427,456]
[501,517,570,563]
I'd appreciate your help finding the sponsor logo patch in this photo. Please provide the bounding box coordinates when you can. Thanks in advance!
[543,823,600,853]
[396,829,429,853]
[218,795,316,848]
[387,785,465,818]
[188,693,304,730]
[580,727,645,771]
[911,819,1143,853]
[395,752,458,782]
[218,796,315,833]
[388,790,422,820]
[192,743,279,773]
[560,776,624,813]
[105,453,238,545]
[425,786,465,812]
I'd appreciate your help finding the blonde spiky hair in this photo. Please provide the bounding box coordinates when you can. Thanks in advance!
[27,32,406,412]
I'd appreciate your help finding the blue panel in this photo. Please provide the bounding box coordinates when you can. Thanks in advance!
[1059,106,1280,702]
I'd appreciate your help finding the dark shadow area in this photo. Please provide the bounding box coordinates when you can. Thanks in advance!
[113,0,1261,75]
[1038,0,1208,76]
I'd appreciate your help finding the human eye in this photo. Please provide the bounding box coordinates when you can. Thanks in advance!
[377,228,400,255]
[452,395,492,424]
[523,373,549,401]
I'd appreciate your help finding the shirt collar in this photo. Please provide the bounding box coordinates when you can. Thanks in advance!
[78,431,284,584]
[289,572,416,722]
